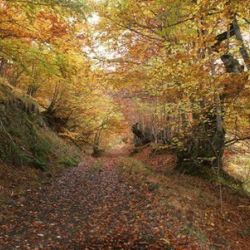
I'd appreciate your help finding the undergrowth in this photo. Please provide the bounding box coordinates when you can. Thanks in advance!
[0,83,81,171]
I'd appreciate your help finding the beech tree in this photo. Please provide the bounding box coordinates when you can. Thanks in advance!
[0,0,126,150]
[93,0,250,173]
[1,0,249,165]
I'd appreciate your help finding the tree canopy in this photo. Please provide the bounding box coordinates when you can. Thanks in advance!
[0,0,249,166]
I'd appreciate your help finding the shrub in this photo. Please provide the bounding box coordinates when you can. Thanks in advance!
[60,157,79,168]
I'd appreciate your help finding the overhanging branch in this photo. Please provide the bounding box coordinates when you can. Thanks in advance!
[225,136,250,147]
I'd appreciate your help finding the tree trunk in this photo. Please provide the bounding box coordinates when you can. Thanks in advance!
[132,122,153,146]
[176,20,248,174]
[232,18,250,70]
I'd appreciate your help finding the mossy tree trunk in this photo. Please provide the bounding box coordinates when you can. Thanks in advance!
[176,18,248,175]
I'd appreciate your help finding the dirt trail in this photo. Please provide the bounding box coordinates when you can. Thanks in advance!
[0,154,197,250]
[0,153,249,249]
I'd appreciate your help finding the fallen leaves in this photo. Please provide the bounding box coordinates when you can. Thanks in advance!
[0,154,249,249]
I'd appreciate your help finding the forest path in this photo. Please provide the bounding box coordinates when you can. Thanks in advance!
[0,153,198,250]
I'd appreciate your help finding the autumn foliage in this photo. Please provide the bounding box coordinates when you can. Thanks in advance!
[0,0,249,168]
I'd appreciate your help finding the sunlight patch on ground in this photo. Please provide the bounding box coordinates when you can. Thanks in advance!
[224,143,250,193]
